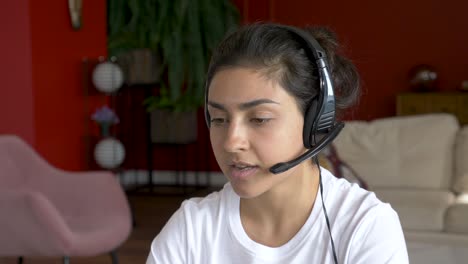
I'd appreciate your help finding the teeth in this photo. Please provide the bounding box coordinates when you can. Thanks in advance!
[234,165,250,169]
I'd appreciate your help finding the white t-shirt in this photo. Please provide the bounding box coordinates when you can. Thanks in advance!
[146,168,409,264]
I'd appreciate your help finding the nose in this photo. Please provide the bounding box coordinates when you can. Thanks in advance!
[223,120,249,153]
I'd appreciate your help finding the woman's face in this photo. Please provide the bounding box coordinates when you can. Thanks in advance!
[208,67,307,198]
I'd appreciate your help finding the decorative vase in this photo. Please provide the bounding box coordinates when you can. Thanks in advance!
[93,137,126,169]
[408,64,438,92]
[99,122,111,138]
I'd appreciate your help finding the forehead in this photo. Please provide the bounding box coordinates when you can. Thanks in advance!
[208,67,290,103]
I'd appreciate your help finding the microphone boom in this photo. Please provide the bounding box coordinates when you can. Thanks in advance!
[269,123,344,174]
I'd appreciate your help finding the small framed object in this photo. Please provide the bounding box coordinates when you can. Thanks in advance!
[68,0,82,30]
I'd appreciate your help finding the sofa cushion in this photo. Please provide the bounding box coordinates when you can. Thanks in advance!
[445,194,468,233]
[453,126,468,193]
[374,188,455,232]
[333,114,458,189]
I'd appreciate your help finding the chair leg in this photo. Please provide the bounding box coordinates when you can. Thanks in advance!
[63,256,70,264]
[17,256,23,264]
[110,250,118,264]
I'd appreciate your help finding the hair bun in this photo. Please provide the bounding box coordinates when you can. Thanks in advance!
[305,26,360,110]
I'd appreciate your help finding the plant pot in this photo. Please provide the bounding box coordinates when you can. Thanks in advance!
[150,110,198,144]
[117,49,161,85]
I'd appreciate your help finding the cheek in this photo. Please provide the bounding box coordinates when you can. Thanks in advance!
[207,116,305,165]
[209,131,225,158]
[209,131,220,149]
[254,120,305,163]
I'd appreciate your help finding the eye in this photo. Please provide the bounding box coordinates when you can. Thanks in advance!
[250,118,272,125]
[210,118,227,125]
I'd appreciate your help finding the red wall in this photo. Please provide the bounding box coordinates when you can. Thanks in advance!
[236,0,468,120]
[0,0,107,171]
[0,1,34,144]
[29,0,107,170]
[1,0,466,172]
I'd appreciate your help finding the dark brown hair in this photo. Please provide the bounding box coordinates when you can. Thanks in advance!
[205,22,360,117]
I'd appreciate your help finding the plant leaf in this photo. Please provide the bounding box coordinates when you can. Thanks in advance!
[108,0,240,112]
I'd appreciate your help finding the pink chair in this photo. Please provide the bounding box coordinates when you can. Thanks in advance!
[0,135,132,263]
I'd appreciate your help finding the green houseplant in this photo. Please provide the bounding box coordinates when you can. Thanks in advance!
[108,0,239,111]
[108,0,239,143]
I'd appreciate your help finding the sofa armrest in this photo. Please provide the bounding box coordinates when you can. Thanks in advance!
[453,126,468,193]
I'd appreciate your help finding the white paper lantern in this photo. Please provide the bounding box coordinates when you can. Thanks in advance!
[94,137,126,169]
[92,61,124,93]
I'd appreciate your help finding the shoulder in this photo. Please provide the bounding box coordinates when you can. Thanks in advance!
[162,183,234,236]
[321,168,383,216]
[147,184,234,263]
[321,168,403,239]
[320,169,408,263]
[179,183,232,220]
[345,201,409,263]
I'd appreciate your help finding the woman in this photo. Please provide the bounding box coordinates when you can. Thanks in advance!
[146,22,408,264]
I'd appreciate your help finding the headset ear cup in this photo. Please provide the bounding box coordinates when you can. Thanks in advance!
[303,99,318,149]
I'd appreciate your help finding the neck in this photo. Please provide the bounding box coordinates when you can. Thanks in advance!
[239,163,320,246]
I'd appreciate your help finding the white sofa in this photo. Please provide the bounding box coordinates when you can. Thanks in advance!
[332,113,468,263]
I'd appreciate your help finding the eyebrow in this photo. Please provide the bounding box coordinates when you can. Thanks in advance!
[207,99,280,111]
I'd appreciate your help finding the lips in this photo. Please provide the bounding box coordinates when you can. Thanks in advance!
[228,161,259,180]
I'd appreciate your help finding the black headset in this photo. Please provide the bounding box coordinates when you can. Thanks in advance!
[204,25,344,174]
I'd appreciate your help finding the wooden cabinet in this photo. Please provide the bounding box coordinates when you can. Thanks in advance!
[397,92,468,125]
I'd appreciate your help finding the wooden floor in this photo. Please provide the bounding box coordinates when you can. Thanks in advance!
[0,186,219,264]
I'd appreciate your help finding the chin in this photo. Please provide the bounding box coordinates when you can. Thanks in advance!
[229,180,270,199]
[231,187,260,199]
